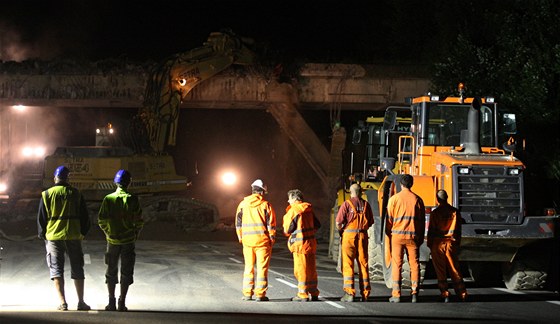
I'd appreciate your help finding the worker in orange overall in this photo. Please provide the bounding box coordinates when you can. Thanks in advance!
[427,189,468,302]
[235,179,276,302]
[282,189,321,302]
[336,183,374,302]
[386,174,425,303]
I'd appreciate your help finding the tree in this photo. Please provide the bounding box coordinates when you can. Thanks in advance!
[431,0,560,181]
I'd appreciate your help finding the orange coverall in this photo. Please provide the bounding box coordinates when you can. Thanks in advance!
[283,201,321,299]
[386,188,425,297]
[236,193,276,299]
[427,202,467,300]
[336,197,374,298]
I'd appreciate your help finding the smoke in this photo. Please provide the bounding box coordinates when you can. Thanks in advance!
[0,22,30,61]
[0,21,63,62]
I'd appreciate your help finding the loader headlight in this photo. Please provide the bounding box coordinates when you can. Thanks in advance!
[458,166,470,174]
[0,182,7,193]
[508,168,520,175]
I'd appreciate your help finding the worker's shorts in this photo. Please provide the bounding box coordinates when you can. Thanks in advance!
[105,242,136,286]
[45,240,85,280]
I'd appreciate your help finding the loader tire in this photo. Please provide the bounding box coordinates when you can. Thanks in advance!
[368,226,384,281]
[502,260,547,290]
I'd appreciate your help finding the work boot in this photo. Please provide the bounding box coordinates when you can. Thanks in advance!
[241,295,253,301]
[389,296,400,303]
[77,301,91,311]
[310,296,319,301]
[340,293,354,302]
[105,297,117,311]
[57,303,68,311]
[255,296,269,302]
[118,297,128,312]
[291,296,309,302]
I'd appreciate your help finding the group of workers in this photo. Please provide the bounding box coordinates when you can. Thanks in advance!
[38,167,466,311]
[336,174,467,303]
[235,175,467,303]
[38,166,143,311]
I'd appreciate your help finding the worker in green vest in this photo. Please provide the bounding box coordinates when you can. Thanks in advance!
[38,165,91,311]
[98,169,144,312]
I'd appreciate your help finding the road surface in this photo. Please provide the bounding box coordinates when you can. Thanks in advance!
[0,225,559,323]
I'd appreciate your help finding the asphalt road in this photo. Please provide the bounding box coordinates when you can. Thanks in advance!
[0,231,559,323]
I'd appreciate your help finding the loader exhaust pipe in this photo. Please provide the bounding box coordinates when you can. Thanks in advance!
[462,97,482,154]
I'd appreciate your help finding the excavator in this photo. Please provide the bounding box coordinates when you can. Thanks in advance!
[42,30,255,227]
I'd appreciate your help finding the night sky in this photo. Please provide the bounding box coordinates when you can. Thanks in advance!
[0,0,446,63]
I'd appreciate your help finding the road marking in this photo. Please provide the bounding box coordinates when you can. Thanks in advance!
[212,250,221,254]
[324,300,345,309]
[269,269,290,278]
[84,254,91,264]
[229,257,242,264]
[276,278,297,288]
[494,288,524,295]
[200,244,209,249]
[495,287,560,305]
[275,277,345,309]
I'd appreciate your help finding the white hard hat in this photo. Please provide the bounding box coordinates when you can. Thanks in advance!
[251,179,267,192]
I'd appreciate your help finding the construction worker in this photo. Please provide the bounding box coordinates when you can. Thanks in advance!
[37,165,91,311]
[282,189,321,302]
[427,189,468,302]
[386,174,425,303]
[336,183,374,302]
[98,169,144,311]
[235,179,276,302]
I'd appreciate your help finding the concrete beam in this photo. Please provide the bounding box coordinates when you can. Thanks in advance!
[0,64,430,109]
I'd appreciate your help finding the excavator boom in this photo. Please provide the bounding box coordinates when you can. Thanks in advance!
[139,30,254,153]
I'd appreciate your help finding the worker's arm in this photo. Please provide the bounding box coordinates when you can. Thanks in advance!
[37,196,47,240]
[79,194,91,237]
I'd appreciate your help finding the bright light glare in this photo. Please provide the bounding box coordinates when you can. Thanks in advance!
[13,104,26,112]
[0,182,7,193]
[221,172,238,186]
[22,145,47,159]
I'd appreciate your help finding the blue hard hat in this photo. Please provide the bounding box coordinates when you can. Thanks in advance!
[54,166,70,179]
[114,169,131,185]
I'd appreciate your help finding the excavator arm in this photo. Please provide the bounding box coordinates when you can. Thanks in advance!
[138,30,254,153]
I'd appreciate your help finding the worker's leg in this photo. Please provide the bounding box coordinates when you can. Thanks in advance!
[305,253,320,298]
[254,245,271,298]
[293,252,310,299]
[430,239,450,298]
[67,240,87,305]
[447,242,467,300]
[53,277,66,305]
[118,243,136,311]
[242,245,256,297]
[341,234,357,296]
[391,237,405,298]
[46,240,67,306]
[356,235,371,299]
[405,239,420,295]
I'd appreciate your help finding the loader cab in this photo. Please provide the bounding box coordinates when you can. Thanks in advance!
[408,96,500,149]
[346,95,518,186]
